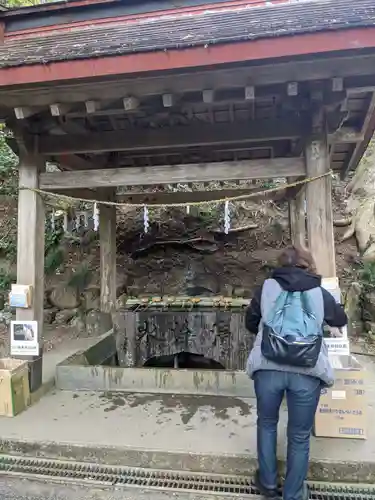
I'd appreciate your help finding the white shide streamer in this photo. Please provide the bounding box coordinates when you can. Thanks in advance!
[93,203,100,232]
[224,200,231,234]
[63,213,68,233]
[50,209,55,231]
[143,205,149,234]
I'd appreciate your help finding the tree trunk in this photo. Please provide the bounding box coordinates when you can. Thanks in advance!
[344,138,375,262]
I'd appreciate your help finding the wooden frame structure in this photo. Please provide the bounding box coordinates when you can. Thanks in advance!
[1,0,375,388]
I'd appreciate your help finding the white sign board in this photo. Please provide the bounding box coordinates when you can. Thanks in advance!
[9,284,32,309]
[325,339,350,356]
[321,277,341,303]
[321,277,349,355]
[10,321,39,356]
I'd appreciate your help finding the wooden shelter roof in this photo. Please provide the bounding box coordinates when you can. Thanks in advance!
[1,0,375,69]
[1,0,375,182]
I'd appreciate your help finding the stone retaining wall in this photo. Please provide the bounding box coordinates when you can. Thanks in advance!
[55,331,255,398]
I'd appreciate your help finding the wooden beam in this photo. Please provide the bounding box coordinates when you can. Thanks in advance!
[115,186,294,205]
[342,93,375,178]
[329,127,364,144]
[346,86,375,95]
[305,136,336,277]
[16,152,45,330]
[48,188,96,199]
[47,182,302,206]
[37,118,308,155]
[16,150,45,391]
[50,185,295,204]
[99,189,117,313]
[39,158,305,190]
[56,154,98,171]
[288,177,306,246]
[54,120,87,136]
[5,53,375,109]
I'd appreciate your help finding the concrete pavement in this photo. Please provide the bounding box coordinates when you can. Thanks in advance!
[0,384,374,481]
[1,340,375,483]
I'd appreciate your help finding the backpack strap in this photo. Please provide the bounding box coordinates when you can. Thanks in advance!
[261,280,325,326]
[301,291,316,316]
[265,289,289,323]
[260,279,283,319]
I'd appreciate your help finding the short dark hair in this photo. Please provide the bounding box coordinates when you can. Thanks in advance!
[277,245,317,273]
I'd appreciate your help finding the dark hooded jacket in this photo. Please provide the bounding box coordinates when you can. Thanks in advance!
[245,267,347,335]
[245,267,348,387]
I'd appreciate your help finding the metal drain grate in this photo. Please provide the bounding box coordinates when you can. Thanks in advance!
[0,455,374,499]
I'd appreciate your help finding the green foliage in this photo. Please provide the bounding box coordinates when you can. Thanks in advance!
[45,221,64,253]
[44,247,64,276]
[44,219,65,275]
[196,206,220,224]
[261,180,276,190]
[0,131,66,270]
[67,264,92,295]
[0,229,17,262]
[0,131,18,262]
[0,131,18,197]
[359,261,375,292]
[2,0,55,7]
[0,268,16,294]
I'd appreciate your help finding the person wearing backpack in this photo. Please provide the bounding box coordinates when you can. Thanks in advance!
[245,246,347,500]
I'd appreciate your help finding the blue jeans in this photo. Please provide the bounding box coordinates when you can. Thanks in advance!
[254,370,321,500]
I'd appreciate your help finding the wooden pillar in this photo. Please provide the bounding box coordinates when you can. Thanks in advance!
[16,152,45,391]
[288,177,306,247]
[305,137,336,277]
[99,190,117,313]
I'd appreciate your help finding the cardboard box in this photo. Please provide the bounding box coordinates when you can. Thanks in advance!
[314,355,367,439]
[0,358,30,417]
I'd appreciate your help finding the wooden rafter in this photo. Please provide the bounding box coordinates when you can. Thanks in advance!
[341,92,375,178]
[37,118,308,155]
[329,127,364,144]
[2,53,375,108]
[57,154,98,171]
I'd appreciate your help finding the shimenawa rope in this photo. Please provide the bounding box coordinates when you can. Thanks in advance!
[20,171,332,208]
